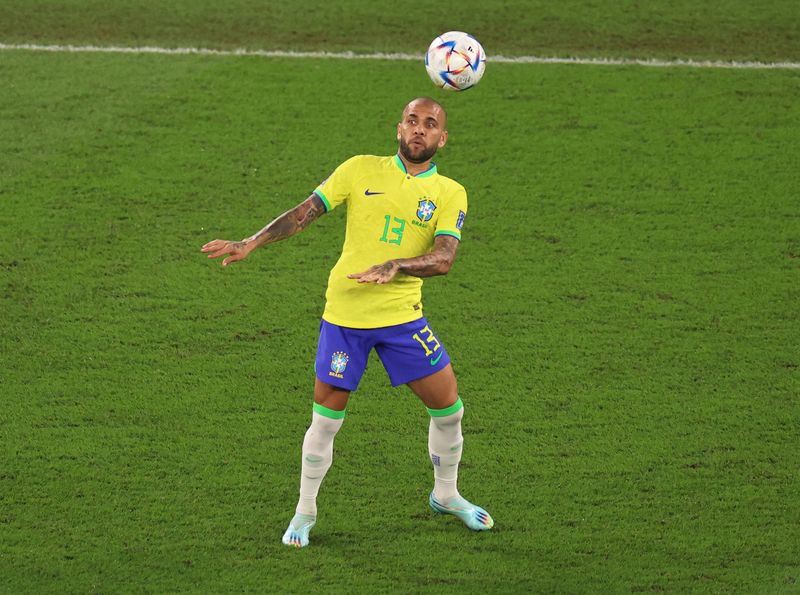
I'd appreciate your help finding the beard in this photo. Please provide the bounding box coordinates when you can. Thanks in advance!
[399,137,438,164]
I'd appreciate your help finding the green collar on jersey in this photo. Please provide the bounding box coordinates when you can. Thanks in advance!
[393,154,438,178]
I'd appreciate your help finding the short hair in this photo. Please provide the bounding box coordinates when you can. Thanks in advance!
[402,97,447,128]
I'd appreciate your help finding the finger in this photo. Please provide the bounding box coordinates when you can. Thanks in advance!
[208,246,235,259]
[222,254,242,267]
[347,272,365,279]
[201,240,224,252]
[203,242,228,252]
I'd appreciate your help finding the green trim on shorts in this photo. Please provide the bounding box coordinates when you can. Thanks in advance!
[313,402,347,419]
[427,397,463,417]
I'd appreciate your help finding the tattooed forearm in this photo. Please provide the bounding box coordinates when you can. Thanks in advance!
[293,196,325,229]
[244,194,325,248]
[394,235,459,278]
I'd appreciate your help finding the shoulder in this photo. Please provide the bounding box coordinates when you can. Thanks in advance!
[336,154,388,173]
[434,172,467,199]
[346,154,387,165]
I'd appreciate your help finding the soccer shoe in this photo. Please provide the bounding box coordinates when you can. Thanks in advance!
[282,513,316,548]
[429,493,494,531]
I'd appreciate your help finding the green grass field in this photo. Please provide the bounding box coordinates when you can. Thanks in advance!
[2,0,800,61]
[2,2,799,592]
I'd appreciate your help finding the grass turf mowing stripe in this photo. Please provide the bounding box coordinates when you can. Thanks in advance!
[1,41,800,70]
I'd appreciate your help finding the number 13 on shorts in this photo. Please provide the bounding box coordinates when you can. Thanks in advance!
[411,325,441,356]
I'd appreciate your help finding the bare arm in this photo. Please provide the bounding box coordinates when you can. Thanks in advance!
[347,235,460,284]
[244,193,326,248]
[200,193,326,266]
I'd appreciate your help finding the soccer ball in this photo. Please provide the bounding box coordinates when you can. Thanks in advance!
[425,31,486,91]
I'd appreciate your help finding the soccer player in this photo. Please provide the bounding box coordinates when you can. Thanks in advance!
[201,97,493,548]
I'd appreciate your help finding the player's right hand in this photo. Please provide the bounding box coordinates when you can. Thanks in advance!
[200,239,252,267]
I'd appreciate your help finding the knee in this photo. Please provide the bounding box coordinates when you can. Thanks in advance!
[306,413,344,442]
[317,415,345,433]
[430,405,464,428]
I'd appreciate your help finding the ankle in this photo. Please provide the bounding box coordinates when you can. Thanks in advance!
[433,485,459,502]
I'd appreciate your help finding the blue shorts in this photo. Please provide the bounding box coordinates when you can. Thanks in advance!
[315,317,451,391]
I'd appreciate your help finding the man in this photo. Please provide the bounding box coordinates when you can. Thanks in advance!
[201,97,493,548]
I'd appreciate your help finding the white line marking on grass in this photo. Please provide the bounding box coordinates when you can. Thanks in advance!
[1,42,799,70]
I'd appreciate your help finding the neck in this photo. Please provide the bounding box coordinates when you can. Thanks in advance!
[397,152,432,176]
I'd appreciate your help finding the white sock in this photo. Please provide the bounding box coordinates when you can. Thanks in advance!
[428,400,464,501]
[295,409,344,517]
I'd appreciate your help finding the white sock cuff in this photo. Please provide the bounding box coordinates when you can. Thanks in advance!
[310,410,344,433]
[426,397,464,420]
[312,402,346,421]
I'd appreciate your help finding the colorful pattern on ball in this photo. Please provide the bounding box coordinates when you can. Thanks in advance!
[425,31,486,91]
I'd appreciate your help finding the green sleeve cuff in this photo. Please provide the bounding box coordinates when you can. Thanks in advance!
[314,189,332,212]
[434,230,461,240]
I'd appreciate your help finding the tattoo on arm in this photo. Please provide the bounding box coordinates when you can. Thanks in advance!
[293,195,325,229]
[245,194,326,248]
[394,235,460,278]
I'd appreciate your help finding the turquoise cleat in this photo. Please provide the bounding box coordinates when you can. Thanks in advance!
[429,493,494,531]
[282,513,316,548]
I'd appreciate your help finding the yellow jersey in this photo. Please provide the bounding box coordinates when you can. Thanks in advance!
[314,154,468,329]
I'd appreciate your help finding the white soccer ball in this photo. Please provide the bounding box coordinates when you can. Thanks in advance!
[425,31,486,92]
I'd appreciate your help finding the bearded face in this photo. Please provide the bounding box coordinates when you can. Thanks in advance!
[396,100,448,166]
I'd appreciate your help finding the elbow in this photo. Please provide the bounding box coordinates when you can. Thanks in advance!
[437,255,454,275]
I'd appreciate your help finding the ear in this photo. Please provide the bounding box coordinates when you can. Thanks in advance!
[438,130,448,148]
[396,122,402,141]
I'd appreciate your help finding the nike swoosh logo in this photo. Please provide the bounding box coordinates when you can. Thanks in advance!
[430,351,443,366]
[364,189,385,196]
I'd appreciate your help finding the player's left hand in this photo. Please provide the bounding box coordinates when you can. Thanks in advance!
[348,261,400,284]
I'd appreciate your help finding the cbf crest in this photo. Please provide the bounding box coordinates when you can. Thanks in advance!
[329,351,349,379]
[416,198,437,222]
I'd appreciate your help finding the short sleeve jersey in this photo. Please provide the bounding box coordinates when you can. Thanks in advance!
[314,154,468,329]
